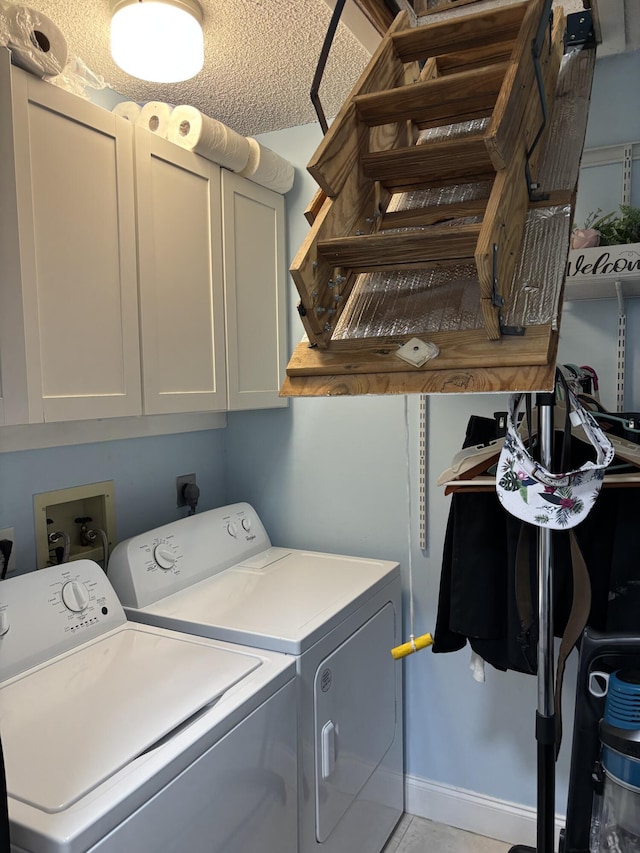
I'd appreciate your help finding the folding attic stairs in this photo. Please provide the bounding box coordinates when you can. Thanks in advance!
[282,0,596,397]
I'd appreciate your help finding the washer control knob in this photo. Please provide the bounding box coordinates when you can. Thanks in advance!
[61,580,90,613]
[0,610,9,637]
[153,544,176,570]
[241,517,252,532]
[226,522,239,538]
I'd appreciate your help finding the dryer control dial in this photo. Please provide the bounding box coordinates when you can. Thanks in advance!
[61,580,90,613]
[153,543,177,570]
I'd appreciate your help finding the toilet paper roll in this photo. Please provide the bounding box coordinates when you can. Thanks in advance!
[239,138,295,195]
[242,137,261,176]
[2,3,68,77]
[112,101,142,123]
[137,102,174,138]
[167,106,250,173]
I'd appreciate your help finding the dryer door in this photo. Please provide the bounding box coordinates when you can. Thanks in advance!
[313,602,397,843]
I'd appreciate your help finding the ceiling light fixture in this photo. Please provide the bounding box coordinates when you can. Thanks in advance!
[110,0,204,84]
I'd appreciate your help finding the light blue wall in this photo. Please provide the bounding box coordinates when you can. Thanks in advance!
[0,429,228,573]
[574,50,640,230]
[225,49,640,815]
[583,51,640,149]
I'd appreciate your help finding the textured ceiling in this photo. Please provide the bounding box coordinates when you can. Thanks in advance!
[25,0,373,136]
[12,0,640,137]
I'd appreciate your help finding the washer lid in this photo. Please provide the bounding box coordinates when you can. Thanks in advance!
[0,624,259,813]
[145,549,398,653]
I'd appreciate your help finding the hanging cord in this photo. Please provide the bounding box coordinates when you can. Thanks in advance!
[391,396,433,660]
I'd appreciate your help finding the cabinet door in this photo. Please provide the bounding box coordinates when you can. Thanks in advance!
[221,172,288,410]
[135,129,227,414]
[0,59,141,423]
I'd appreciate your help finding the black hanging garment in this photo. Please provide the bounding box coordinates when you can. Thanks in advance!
[433,414,640,674]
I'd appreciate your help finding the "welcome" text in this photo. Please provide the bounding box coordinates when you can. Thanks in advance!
[567,250,640,278]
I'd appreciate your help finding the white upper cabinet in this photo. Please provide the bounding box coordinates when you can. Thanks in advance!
[134,130,227,414]
[222,171,288,410]
[0,51,289,426]
[0,53,141,424]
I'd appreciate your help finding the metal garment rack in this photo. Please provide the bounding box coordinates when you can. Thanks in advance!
[510,392,557,853]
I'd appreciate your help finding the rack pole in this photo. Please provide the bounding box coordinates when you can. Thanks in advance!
[509,391,557,853]
[536,392,556,853]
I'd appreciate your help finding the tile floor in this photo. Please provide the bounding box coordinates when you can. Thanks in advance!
[383,814,511,853]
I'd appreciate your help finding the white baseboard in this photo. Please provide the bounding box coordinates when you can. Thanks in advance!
[405,774,565,848]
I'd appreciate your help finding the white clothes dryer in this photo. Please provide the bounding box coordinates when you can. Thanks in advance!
[108,502,404,853]
[0,561,297,853]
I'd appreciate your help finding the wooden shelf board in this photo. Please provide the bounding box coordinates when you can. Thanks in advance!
[281,361,556,397]
[281,327,559,397]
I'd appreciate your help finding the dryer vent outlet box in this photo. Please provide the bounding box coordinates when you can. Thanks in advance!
[34,481,115,570]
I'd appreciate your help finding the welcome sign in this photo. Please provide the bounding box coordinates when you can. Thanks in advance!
[566,243,640,281]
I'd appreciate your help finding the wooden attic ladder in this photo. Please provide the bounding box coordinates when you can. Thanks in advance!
[284,0,576,396]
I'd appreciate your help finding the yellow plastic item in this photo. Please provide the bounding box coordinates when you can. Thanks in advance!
[390,633,433,659]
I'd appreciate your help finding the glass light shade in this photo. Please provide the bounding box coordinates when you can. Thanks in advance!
[110,0,204,83]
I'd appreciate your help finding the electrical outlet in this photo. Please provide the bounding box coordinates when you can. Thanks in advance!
[176,474,197,508]
[0,527,16,577]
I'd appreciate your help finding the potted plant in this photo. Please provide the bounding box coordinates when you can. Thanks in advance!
[573,205,640,248]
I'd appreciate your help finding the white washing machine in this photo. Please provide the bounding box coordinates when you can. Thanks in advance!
[107,502,404,853]
[0,560,297,853]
